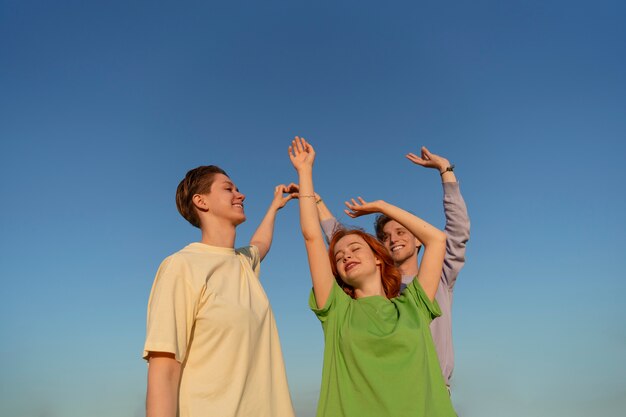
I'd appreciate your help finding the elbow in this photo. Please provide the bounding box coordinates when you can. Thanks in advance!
[432,231,447,253]
[302,230,319,243]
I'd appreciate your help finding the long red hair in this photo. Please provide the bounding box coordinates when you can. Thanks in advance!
[328,228,402,299]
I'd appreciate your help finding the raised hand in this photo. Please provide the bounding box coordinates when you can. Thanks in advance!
[406,146,450,173]
[271,183,299,210]
[344,197,384,218]
[288,136,316,171]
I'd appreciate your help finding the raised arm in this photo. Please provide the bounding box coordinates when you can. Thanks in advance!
[316,195,345,244]
[289,137,335,308]
[250,183,298,261]
[407,146,470,288]
[345,198,446,301]
[289,185,340,243]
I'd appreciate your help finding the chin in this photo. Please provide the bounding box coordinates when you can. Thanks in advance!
[392,253,410,264]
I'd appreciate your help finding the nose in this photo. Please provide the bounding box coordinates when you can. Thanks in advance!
[237,190,246,201]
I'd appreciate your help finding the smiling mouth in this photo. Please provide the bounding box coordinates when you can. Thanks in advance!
[344,262,358,272]
[391,245,404,252]
[233,203,244,209]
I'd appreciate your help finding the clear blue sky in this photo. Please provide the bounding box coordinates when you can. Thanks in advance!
[1,1,625,416]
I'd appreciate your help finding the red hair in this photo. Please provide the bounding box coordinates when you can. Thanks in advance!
[328,228,402,299]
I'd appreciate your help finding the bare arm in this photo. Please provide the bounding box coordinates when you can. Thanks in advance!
[291,184,340,243]
[250,183,298,261]
[289,137,335,308]
[146,352,181,417]
[345,198,446,301]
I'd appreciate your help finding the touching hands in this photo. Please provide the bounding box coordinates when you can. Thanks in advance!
[287,183,321,202]
[271,183,299,210]
[344,197,385,218]
[406,146,450,173]
[288,136,315,171]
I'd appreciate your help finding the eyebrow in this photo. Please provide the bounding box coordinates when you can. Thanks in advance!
[221,180,239,190]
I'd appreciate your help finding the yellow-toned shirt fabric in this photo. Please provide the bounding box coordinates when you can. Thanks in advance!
[143,242,295,417]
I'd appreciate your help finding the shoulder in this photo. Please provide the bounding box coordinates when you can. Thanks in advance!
[401,278,441,320]
[236,245,260,263]
[310,279,352,320]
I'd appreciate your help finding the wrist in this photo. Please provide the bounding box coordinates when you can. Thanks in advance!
[439,164,455,175]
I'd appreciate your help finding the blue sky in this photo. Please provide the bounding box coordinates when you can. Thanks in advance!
[1,1,625,416]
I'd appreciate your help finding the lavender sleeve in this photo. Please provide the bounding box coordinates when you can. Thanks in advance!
[320,218,341,244]
[441,182,470,289]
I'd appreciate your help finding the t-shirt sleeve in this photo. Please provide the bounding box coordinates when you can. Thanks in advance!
[143,256,198,363]
[309,279,349,323]
[239,245,261,277]
[405,278,442,323]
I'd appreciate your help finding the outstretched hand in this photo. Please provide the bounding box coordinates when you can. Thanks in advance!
[288,136,315,171]
[344,197,384,218]
[271,183,299,210]
[406,146,450,172]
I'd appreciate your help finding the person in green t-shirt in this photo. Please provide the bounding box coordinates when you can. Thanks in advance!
[288,136,456,417]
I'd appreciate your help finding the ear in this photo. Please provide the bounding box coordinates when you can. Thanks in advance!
[192,194,209,211]
[375,257,382,265]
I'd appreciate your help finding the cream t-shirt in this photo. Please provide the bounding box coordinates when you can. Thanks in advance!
[143,242,295,417]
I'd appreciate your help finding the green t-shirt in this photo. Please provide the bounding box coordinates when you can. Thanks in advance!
[309,278,456,417]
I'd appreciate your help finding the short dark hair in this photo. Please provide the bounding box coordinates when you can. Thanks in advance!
[374,214,392,241]
[374,214,423,256]
[175,165,228,228]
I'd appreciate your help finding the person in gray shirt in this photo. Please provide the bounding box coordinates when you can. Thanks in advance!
[314,146,470,394]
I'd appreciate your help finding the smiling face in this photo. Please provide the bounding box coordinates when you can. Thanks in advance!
[380,220,421,266]
[333,234,381,288]
[202,173,246,226]
[329,229,402,299]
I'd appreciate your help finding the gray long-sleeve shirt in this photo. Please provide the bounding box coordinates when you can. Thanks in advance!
[320,181,470,386]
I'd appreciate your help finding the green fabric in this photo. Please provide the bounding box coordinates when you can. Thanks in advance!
[309,278,456,417]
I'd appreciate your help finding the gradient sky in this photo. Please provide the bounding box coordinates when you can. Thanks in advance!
[1,1,625,416]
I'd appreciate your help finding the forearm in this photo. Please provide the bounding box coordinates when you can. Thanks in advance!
[443,182,470,242]
[440,170,457,183]
[316,198,335,222]
[250,205,279,260]
[146,356,181,417]
[379,201,446,247]
[298,167,324,242]
[441,182,470,286]
[317,199,339,242]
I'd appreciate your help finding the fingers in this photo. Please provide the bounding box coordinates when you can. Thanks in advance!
[344,197,367,209]
[285,182,299,193]
[421,146,432,160]
[407,152,432,167]
[294,136,304,153]
[406,153,424,164]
